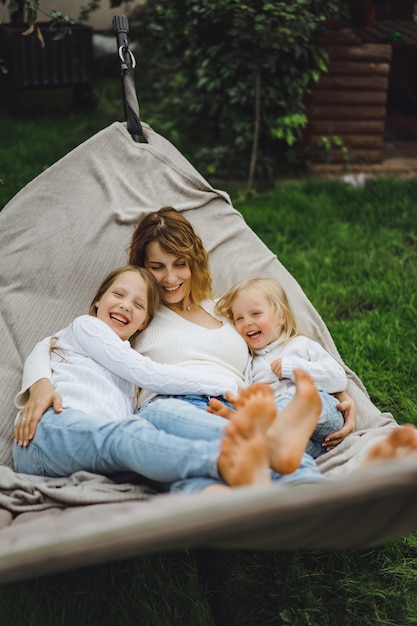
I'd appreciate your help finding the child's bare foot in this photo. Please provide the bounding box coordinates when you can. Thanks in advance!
[267,370,322,475]
[218,421,270,486]
[231,383,278,433]
[217,384,276,487]
[364,424,417,464]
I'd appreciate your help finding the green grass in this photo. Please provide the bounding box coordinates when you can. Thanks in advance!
[0,553,215,626]
[1,81,417,625]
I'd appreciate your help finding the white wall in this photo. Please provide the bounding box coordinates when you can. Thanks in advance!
[0,1,143,31]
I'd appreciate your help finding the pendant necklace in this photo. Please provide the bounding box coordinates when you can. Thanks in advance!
[166,302,192,311]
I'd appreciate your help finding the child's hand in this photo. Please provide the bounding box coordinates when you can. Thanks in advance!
[270,358,282,378]
[14,378,63,447]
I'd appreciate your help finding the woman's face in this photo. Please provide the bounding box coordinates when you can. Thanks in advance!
[145,241,192,306]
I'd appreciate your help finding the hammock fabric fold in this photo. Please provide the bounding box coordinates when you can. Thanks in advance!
[0,122,416,584]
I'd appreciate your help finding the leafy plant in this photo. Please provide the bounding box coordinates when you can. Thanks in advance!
[286,134,353,173]
[0,0,133,31]
[130,0,344,186]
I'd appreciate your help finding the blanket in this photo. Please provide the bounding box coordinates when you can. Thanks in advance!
[0,466,151,514]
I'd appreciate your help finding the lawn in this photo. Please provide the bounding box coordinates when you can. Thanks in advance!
[1,81,417,625]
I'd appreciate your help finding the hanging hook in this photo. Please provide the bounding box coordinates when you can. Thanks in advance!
[112,14,143,142]
[118,45,136,69]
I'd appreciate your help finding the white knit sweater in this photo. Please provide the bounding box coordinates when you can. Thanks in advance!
[248,335,347,400]
[15,301,248,414]
[135,300,248,405]
[15,314,241,416]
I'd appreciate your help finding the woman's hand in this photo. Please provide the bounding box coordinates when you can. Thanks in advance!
[14,378,63,447]
[323,390,357,451]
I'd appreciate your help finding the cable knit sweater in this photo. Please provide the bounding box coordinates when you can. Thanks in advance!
[135,301,248,405]
[15,313,241,415]
[16,302,248,410]
[247,335,347,400]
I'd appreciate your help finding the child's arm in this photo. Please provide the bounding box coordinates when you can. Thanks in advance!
[72,316,239,397]
[15,334,57,408]
[274,338,347,393]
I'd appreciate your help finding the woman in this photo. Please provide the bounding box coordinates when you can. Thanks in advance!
[15,208,355,491]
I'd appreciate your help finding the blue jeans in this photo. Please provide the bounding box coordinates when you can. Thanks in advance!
[276,389,344,459]
[13,395,325,493]
[13,405,221,483]
[140,395,325,492]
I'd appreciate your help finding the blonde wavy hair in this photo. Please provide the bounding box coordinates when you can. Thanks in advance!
[215,277,302,345]
[128,207,212,305]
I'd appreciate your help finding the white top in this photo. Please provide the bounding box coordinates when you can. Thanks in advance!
[247,335,347,400]
[15,314,239,417]
[135,300,249,405]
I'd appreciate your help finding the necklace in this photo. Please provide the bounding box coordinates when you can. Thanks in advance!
[165,302,192,312]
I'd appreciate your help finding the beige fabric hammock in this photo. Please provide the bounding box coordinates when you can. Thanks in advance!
[0,122,416,584]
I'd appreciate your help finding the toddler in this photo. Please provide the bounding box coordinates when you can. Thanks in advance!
[215,277,348,458]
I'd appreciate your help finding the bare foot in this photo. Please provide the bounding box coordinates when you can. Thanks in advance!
[267,369,322,475]
[231,383,278,433]
[217,384,276,487]
[364,424,417,464]
[218,421,270,487]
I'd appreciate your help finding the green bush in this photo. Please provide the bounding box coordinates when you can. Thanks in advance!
[131,0,345,183]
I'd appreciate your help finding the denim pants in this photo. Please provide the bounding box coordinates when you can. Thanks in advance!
[13,405,221,483]
[140,395,325,492]
[13,395,325,493]
[276,389,344,459]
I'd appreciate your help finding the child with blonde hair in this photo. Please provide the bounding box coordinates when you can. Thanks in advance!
[215,277,349,458]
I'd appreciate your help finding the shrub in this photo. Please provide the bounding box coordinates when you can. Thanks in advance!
[131,0,345,183]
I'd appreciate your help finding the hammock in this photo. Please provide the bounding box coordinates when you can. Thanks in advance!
[0,21,417,585]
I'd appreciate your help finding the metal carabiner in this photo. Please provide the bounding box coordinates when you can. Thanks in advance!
[118,45,136,69]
